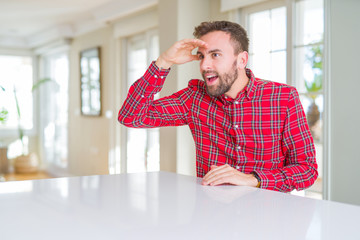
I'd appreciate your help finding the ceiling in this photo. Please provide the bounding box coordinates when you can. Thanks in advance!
[0,0,157,48]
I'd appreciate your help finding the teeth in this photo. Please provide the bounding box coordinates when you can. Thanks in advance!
[207,75,216,79]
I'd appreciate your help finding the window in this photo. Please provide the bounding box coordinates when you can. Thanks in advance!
[241,0,324,199]
[40,53,69,169]
[0,55,33,157]
[294,0,324,199]
[0,55,33,130]
[248,6,287,83]
[124,30,160,173]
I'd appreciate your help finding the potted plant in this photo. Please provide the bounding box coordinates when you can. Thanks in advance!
[305,45,323,142]
[0,86,9,174]
[0,86,8,124]
[0,78,53,173]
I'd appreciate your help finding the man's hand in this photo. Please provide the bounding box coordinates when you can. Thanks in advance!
[155,39,208,69]
[201,164,258,187]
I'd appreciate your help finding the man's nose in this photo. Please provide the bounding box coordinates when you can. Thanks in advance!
[200,56,212,72]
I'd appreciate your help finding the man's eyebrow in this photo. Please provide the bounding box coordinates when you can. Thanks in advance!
[197,49,222,55]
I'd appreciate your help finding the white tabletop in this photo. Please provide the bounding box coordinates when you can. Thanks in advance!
[0,171,359,240]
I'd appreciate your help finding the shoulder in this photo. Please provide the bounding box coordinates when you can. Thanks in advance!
[170,79,208,103]
[254,78,297,96]
[187,79,208,94]
[188,79,205,89]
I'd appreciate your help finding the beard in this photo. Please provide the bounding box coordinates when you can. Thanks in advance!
[202,60,238,97]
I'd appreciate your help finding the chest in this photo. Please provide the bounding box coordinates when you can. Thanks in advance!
[189,94,288,139]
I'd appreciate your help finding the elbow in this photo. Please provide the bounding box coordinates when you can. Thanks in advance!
[117,111,131,127]
[118,115,133,127]
[296,165,319,191]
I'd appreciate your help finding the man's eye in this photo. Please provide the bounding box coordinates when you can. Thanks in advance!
[198,55,204,60]
[212,53,220,57]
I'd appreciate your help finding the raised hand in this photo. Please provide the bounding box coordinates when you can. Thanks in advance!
[155,39,208,69]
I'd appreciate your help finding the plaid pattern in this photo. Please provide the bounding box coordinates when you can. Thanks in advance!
[118,62,318,192]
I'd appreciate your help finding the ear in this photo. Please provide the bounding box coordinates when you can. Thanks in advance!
[237,51,248,69]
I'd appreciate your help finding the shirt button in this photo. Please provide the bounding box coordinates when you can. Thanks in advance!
[154,75,158,78]
[236,146,241,150]
[236,166,240,170]
[141,94,145,98]
[234,125,239,129]
[160,76,164,79]
[234,101,239,104]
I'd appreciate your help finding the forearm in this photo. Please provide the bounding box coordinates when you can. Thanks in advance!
[256,88,318,192]
[118,62,169,127]
[254,161,318,192]
[118,61,191,128]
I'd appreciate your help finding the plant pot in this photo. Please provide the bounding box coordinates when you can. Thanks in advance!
[0,146,9,174]
[14,153,39,174]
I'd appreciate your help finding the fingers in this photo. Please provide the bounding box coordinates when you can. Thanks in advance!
[178,38,208,49]
[202,164,236,186]
[156,39,208,69]
[202,164,257,187]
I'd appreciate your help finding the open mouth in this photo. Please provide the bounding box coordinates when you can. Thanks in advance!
[204,73,219,85]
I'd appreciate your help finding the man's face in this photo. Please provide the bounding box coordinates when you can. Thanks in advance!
[197,31,239,97]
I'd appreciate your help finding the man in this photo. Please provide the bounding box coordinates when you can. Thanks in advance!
[118,21,318,192]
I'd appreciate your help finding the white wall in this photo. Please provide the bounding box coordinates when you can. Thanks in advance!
[68,27,113,176]
[327,0,360,205]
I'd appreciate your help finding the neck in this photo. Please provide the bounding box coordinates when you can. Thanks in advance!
[225,69,249,99]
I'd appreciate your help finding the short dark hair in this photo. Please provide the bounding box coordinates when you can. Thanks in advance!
[193,21,249,54]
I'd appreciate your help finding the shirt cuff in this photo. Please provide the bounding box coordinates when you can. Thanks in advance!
[144,61,170,87]
[252,170,276,190]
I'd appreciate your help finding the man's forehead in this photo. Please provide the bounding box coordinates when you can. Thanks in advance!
[198,31,232,52]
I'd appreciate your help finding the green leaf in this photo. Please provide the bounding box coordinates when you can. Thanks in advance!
[32,78,52,92]
[0,108,9,123]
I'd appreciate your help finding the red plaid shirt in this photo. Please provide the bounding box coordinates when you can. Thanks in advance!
[118,62,318,192]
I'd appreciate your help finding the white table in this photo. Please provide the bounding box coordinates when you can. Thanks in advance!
[0,171,359,239]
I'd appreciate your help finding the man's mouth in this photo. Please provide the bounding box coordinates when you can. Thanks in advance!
[204,73,219,85]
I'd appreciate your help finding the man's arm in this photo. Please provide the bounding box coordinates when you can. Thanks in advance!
[118,62,191,127]
[202,88,318,192]
[118,39,208,128]
[253,88,318,192]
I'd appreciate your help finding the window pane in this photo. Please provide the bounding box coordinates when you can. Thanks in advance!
[271,51,287,84]
[248,7,286,84]
[295,0,324,45]
[0,55,33,130]
[251,52,271,80]
[42,54,69,168]
[300,94,323,143]
[249,10,271,54]
[127,128,147,173]
[294,45,323,93]
[271,7,286,51]
[299,94,323,197]
[126,32,160,173]
[295,0,324,199]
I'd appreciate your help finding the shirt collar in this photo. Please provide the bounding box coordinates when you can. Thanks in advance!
[243,68,258,100]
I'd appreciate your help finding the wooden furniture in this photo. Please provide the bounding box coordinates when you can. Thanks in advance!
[0,171,359,239]
[3,171,51,181]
